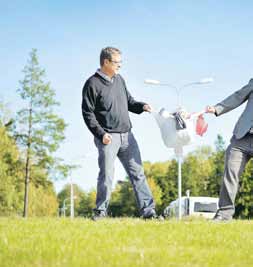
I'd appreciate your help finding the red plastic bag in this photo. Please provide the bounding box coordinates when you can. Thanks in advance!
[196,115,208,136]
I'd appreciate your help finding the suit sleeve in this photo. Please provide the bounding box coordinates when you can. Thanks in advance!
[214,79,253,116]
[82,81,106,140]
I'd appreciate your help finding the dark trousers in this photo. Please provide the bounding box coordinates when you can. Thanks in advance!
[218,133,253,218]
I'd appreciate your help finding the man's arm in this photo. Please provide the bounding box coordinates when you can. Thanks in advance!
[81,81,106,141]
[212,79,253,116]
[120,76,151,113]
[126,89,147,114]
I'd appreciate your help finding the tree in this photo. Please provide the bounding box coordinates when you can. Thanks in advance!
[28,181,58,216]
[143,161,169,213]
[207,134,226,197]
[109,180,138,217]
[0,126,24,215]
[57,184,86,217]
[15,49,68,217]
[0,100,13,128]
[149,159,178,213]
[77,189,96,217]
[182,146,213,197]
[105,175,162,217]
[235,159,253,218]
[147,177,163,207]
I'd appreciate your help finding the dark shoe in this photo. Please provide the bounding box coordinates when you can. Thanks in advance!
[91,210,107,221]
[212,213,232,222]
[142,209,157,219]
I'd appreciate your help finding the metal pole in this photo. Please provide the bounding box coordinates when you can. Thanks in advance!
[70,178,74,219]
[178,155,182,220]
[175,146,183,220]
[63,199,66,217]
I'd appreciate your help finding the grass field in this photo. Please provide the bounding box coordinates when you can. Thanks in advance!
[0,217,252,267]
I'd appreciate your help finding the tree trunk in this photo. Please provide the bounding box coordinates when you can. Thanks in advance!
[23,107,32,217]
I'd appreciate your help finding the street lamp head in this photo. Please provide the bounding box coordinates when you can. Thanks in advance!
[144,79,161,85]
[199,77,214,84]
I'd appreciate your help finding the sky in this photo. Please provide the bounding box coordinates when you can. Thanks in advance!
[1,1,253,193]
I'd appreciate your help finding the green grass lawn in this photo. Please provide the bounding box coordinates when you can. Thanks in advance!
[0,217,252,267]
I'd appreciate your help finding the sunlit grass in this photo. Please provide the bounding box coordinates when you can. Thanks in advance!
[0,217,252,267]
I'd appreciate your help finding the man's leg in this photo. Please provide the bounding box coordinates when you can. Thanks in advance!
[216,138,250,219]
[117,132,155,217]
[94,134,120,216]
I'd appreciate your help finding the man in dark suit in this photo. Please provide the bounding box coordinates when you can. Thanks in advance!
[206,79,253,221]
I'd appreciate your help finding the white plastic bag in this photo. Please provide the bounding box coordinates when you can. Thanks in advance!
[153,108,196,149]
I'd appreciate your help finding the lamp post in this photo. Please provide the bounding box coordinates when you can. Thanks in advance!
[144,78,213,108]
[63,197,69,217]
[70,178,74,219]
[67,152,96,219]
[62,195,77,218]
[144,77,213,219]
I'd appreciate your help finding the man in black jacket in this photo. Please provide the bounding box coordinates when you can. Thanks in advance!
[82,47,156,220]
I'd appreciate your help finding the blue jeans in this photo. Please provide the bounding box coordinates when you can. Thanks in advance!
[94,131,155,216]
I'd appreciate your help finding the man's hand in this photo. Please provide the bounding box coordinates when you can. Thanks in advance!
[143,104,153,113]
[102,133,112,145]
[205,105,216,114]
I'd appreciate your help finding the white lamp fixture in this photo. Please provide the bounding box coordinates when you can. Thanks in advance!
[144,79,161,85]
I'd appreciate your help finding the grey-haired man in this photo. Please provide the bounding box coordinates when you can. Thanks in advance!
[82,47,156,220]
[206,79,253,221]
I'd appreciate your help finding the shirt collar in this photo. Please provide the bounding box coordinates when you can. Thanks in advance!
[96,69,115,83]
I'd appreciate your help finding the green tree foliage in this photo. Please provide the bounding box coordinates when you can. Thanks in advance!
[77,189,96,217]
[108,176,162,217]
[0,126,24,216]
[143,161,170,212]
[235,159,253,219]
[207,134,226,197]
[147,177,163,207]
[0,101,59,217]
[109,180,138,217]
[182,146,213,196]
[28,181,58,217]
[15,49,68,217]
[146,160,177,213]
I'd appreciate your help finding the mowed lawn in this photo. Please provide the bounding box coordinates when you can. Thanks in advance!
[0,218,252,267]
